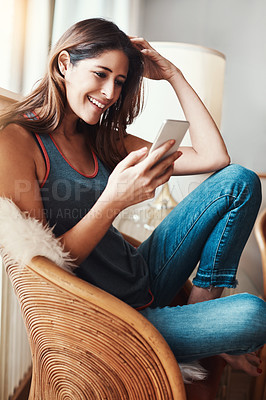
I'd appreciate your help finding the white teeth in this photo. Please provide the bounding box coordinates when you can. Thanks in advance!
[88,96,105,109]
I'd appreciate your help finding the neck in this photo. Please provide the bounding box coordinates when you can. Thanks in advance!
[56,111,80,139]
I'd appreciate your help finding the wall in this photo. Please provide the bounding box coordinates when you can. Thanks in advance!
[137,0,266,296]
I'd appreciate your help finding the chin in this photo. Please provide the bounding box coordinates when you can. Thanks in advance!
[81,115,101,126]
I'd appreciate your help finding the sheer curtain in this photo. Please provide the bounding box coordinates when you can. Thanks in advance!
[0,0,15,93]
[0,0,53,95]
[51,0,141,45]
[22,0,54,94]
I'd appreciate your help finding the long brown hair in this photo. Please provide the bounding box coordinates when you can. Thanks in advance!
[0,18,144,169]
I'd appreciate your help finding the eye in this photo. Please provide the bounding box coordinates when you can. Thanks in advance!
[94,71,106,78]
[115,79,125,87]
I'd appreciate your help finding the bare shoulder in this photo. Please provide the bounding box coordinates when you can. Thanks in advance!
[0,123,46,221]
[0,123,36,176]
[0,123,36,154]
[0,124,38,199]
[0,123,40,173]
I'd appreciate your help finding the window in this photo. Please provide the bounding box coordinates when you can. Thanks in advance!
[0,0,53,95]
[0,0,16,92]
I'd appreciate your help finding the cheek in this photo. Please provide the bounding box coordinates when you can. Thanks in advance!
[65,78,85,102]
[64,87,86,116]
[65,86,78,107]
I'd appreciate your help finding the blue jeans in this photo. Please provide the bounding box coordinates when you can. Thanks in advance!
[138,164,266,362]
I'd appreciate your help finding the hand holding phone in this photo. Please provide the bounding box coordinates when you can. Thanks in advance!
[149,119,189,161]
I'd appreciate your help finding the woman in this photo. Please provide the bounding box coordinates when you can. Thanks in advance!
[0,18,265,377]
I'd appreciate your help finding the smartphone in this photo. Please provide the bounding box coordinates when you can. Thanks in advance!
[149,119,190,160]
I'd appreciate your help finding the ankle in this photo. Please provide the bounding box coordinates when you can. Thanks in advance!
[188,286,224,304]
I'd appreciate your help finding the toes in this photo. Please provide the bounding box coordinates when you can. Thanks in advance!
[246,353,261,367]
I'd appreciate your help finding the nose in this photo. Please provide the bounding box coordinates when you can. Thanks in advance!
[101,80,115,100]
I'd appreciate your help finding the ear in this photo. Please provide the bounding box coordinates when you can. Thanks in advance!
[58,50,71,77]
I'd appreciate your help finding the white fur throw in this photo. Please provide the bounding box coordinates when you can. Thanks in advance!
[0,197,75,273]
[0,197,207,383]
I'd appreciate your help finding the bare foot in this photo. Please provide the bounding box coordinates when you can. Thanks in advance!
[221,352,262,376]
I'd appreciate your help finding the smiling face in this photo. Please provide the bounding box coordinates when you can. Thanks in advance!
[59,49,129,125]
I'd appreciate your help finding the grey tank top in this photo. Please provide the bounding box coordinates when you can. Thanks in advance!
[34,131,153,309]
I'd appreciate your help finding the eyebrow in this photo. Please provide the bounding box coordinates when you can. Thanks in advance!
[96,65,127,79]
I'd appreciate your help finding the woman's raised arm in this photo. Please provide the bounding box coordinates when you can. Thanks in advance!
[130,37,231,175]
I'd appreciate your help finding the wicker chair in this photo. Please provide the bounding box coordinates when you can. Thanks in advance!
[252,209,266,400]
[7,254,186,400]
[5,228,229,400]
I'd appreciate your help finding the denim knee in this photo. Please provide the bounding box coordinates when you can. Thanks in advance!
[231,293,266,349]
[220,164,262,208]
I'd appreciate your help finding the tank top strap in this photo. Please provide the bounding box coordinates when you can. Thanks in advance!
[23,111,105,182]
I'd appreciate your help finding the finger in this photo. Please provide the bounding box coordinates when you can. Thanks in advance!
[140,48,160,59]
[151,164,174,190]
[144,139,177,168]
[141,152,178,192]
[118,147,148,170]
[150,152,179,178]
[130,37,155,51]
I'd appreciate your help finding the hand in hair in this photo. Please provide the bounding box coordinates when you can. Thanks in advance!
[130,37,178,82]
